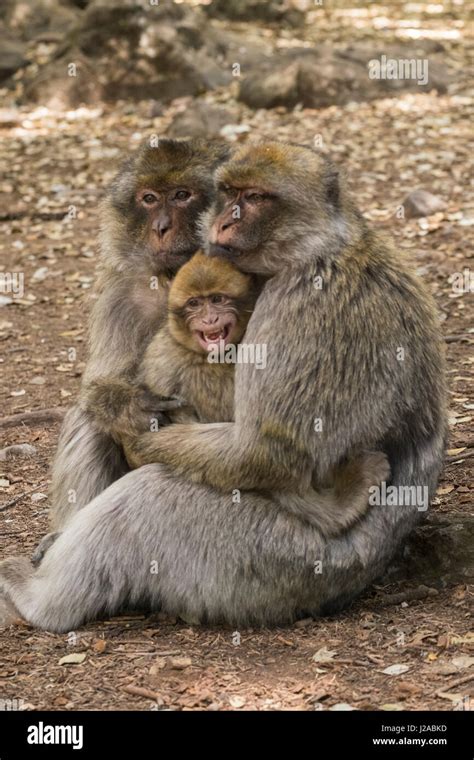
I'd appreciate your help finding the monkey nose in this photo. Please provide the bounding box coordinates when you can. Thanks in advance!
[158,221,171,238]
[153,212,172,238]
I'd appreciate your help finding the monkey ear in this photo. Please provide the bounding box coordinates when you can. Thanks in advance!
[325,166,340,209]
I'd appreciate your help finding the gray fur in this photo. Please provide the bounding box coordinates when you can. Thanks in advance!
[1,462,430,633]
[47,139,230,532]
[1,142,446,632]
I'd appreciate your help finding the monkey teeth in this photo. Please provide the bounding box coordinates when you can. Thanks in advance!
[197,324,231,349]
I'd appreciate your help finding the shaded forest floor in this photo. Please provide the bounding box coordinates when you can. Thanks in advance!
[0,53,473,709]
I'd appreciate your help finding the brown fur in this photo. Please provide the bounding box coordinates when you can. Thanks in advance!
[2,142,446,634]
[46,139,231,534]
[127,142,445,514]
[123,254,390,533]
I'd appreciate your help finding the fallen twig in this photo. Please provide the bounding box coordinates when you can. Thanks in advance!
[442,673,474,692]
[0,211,70,222]
[447,448,474,462]
[444,334,473,344]
[0,407,66,430]
[123,685,163,701]
[0,485,47,512]
[370,585,438,607]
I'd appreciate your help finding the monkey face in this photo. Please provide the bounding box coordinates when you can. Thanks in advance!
[133,185,206,273]
[184,294,242,353]
[209,186,281,266]
[107,138,231,276]
[168,252,255,354]
[205,142,342,275]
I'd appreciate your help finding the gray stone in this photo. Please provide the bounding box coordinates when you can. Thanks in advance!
[403,189,447,219]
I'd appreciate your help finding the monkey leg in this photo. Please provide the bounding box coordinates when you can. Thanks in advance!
[0,458,426,633]
[0,464,330,632]
[49,405,129,531]
[31,531,60,567]
[0,585,20,627]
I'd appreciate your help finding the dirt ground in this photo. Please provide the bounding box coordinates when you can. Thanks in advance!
[0,21,473,710]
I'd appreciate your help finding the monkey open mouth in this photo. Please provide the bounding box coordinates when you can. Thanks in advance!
[196,322,235,351]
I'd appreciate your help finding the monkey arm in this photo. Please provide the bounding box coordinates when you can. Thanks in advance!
[80,272,171,437]
[124,422,312,492]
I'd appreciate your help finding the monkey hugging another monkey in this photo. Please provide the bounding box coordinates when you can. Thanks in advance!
[122,250,390,537]
[0,139,446,633]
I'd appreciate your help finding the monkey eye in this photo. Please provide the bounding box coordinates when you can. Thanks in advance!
[210,294,225,304]
[220,185,235,199]
[245,191,266,203]
[141,192,158,206]
[187,297,200,308]
[173,190,192,202]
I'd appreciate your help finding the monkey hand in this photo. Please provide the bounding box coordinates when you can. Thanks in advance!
[31,531,60,566]
[285,450,392,537]
[121,387,185,437]
[121,434,144,470]
[331,450,391,524]
[84,379,184,438]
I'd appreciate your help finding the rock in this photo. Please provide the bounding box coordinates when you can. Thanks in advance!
[169,656,192,670]
[31,267,49,282]
[59,653,86,665]
[21,2,232,106]
[219,123,251,141]
[167,102,237,138]
[0,38,27,83]
[385,515,474,585]
[338,44,448,94]
[0,108,20,127]
[23,50,103,108]
[240,57,302,110]
[204,0,304,26]
[31,492,47,502]
[382,664,411,676]
[239,45,449,110]
[0,444,38,461]
[5,0,80,40]
[402,189,447,219]
[239,49,369,110]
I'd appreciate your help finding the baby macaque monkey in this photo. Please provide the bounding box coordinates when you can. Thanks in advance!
[122,252,390,536]
[124,251,256,461]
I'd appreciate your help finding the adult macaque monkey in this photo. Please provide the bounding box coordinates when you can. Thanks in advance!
[0,142,446,632]
[124,144,446,497]
[123,251,390,535]
[46,138,230,536]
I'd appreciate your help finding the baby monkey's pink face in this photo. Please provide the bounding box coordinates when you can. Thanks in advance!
[184,294,240,352]
[168,251,255,355]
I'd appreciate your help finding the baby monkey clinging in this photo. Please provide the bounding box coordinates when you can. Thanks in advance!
[124,251,256,448]
[123,251,390,537]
